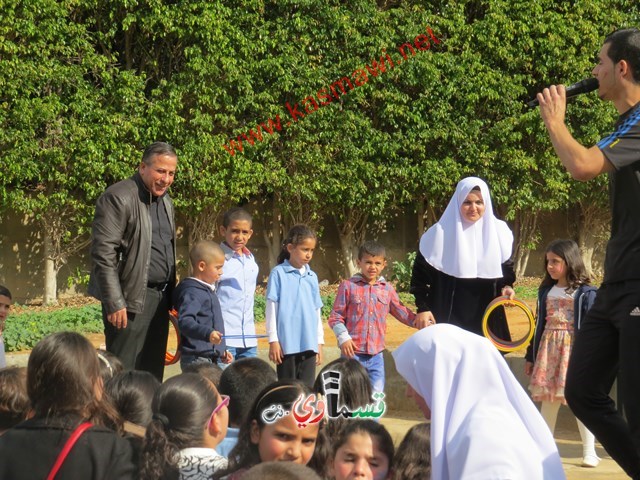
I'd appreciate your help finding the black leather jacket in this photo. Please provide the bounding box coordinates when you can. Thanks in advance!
[88,173,176,314]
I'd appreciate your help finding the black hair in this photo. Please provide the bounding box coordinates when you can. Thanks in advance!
[390,422,431,480]
[0,366,30,432]
[604,28,640,83]
[0,285,12,300]
[277,224,317,265]
[223,207,253,228]
[189,240,224,270]
[357,240,386,260]
[182,361,224,389]
[215,380,316,479]
[104,370,160,427]
[218,357,277,427]
[140,373,222,480]
[27,332,120,429]
[141,141,177,165]
[97,349,124,383]
[309,358,374,477]
[243,461,322,480]
[540,239,591,293]
[331,420,394,473]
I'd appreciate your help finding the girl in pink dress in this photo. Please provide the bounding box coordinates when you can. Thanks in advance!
[525,239,600,468]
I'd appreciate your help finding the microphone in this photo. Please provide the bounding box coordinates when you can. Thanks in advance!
[526,78,599,108]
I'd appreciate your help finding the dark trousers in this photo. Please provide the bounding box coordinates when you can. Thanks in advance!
[277,350,317,388]
[103,287,170,382]
[566,281,640,478]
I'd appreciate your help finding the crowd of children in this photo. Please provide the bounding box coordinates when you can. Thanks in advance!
[0,203,607,478]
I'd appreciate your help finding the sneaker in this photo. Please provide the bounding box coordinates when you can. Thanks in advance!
[581,454,600,468]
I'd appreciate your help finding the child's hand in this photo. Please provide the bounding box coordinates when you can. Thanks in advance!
[316,345,323,366]
[414,311,436,329]
[269,341,284,365]
[209,330,222,345]
[525,361,534,376]
[221,350,233,364]
[340,339,356,358]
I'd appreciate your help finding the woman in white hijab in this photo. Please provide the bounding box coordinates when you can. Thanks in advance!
[393,324,566,480]
[410,177,515,338]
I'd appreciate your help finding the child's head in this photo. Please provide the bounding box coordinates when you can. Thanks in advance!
[182,361,224,388]
[218,357,277,428]
[356,241,387,284]
[225,380,320,474]
[329,420,394,480]
[0,366,30,434]
[390,423,430,480]
[105,370,160,428]
[97,349,124,383]
[542,239,590,291]
[243,461,322,480]
[27,332,118,426]
[309,358,375,477]
[277,224,317,267]
[190,240,225,284]
[220,207,254,254]
[141,373,229,480]
[0,285,12,325]
[314,358,373,413]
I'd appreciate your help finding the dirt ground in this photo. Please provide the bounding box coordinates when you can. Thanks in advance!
[86,297,536,358]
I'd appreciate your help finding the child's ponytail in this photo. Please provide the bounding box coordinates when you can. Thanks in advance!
[277,224,317,265]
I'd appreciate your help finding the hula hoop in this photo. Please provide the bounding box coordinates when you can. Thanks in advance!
[165,309,181,365]
[482,296,535,353]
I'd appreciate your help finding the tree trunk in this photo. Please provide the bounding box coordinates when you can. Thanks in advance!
[260,200,281,270]
[43,231,58,305]
[337,230,358,278]
[513,211,539,279]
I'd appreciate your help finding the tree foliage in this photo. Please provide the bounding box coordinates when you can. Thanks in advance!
[0,0,636,298]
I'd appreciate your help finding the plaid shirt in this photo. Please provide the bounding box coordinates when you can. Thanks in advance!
[328,274,415,355]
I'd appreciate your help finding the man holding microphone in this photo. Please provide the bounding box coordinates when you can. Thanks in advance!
[537,28,640,478]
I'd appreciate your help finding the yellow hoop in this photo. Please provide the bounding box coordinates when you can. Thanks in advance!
[482,296,535,353]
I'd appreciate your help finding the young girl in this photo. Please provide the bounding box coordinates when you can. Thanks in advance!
[390,423,430,480]
[328,419,394,480]
[266,225,324,387]
[0,331,135,479]
[525,239,600,468]
[139,373,229,480]
[309,358,374,477]
[216,380,322,480]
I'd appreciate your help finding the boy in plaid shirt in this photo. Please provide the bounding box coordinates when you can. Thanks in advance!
[328,241,429,392]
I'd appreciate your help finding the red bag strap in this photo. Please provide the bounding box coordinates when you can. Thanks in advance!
[46,422,93,480]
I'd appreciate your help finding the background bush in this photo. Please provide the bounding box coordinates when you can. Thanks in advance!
[4,305,103,352]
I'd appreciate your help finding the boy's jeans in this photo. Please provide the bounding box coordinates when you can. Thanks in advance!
[354,352,385,393]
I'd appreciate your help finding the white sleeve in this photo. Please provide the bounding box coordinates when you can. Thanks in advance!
[317,308,324,345]
[266,299,279,343]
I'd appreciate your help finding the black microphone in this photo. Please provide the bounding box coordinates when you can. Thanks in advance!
[527,78,599,108]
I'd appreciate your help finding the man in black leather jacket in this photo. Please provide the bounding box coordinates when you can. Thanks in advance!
[88,142,177,381]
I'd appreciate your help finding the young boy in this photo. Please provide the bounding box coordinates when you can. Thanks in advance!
[0,286,12,369]
[216,207,260,362]
[173,240,232,371]
[328,241,428,392]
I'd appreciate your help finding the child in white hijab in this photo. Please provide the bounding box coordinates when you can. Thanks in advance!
[393,324,566,480]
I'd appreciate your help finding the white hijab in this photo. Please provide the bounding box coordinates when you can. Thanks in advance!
[419,177,513,279]
[392,324,565,480]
